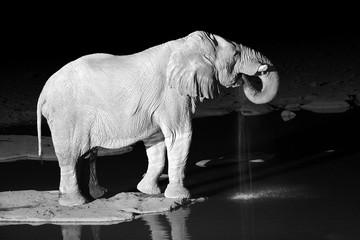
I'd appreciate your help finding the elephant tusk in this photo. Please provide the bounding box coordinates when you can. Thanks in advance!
[258,64,268,72]
[254,64,277,76]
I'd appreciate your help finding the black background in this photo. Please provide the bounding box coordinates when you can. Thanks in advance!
[1,3,358,63]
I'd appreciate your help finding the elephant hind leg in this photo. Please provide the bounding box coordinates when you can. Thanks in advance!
[51,122,87,206]
[137,131,166,195]
[88,148,107,199]
[58,161,87,206]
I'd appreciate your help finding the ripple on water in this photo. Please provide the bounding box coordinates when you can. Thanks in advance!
[231,187,301,201]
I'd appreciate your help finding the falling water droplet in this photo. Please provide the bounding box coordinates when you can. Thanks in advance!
[238,112,253,195]
[250,159,264,163]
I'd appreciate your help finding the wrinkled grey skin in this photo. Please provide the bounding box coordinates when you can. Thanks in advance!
[37,31,279,206]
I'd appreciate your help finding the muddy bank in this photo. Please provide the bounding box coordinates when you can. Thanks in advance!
[0,190,199,225]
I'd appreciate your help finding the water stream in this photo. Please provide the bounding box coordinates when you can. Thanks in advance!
[237,112,253,199]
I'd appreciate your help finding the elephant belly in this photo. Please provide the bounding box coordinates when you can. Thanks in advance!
[90,111,160,149]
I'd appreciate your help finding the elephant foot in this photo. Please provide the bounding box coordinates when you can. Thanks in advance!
[89,184,107,199]
[164,183,190,199]
[137,177,161,195]
[59,192,87,206]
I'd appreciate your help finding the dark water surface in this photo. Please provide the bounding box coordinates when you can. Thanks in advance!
[1,110,360,239]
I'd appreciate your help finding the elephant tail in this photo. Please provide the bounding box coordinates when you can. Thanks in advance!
[37,95,44,158]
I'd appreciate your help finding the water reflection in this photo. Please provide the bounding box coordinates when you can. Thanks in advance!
[61,225,82,240]
[60,207,190,240]
[143,207,190,240]
[239,201,255,240]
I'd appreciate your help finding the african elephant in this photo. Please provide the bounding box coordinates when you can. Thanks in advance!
[37,31,279,206]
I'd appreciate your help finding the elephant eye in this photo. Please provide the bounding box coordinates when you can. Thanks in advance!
[227,60,236,72]
[233,51,240,59]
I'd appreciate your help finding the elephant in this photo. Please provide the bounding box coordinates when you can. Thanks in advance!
[36,30,279,206]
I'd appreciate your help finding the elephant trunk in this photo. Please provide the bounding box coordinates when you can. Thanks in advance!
[242,70,279,104]
[237,45,279,104]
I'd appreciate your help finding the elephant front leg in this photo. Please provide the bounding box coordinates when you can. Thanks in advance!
[89,148,107,199]
[137,132,166,195]
[163,131,192,199]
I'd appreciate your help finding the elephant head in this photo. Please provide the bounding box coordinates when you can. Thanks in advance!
[167,31,279,104]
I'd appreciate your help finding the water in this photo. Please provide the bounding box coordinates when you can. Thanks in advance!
[238,113,253,198]
[1,110,360,239]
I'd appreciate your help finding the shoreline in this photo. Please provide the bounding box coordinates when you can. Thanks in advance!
[1,108,360,163]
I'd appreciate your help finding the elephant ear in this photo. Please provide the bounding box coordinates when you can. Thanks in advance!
[166,31,219,99]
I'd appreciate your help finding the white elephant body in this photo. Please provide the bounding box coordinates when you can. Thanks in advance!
[37,31,278,206]
[39,49,190,152]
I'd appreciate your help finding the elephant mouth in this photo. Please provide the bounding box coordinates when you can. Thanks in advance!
[228,74,243,88]
[228,65,276,89]
[241,74,261,90]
